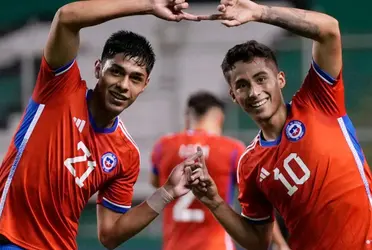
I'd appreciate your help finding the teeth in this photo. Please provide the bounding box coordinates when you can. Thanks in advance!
[251,99,267,108]
[112,92,125,100]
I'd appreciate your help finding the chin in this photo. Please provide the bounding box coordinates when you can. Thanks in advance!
[249,108,274,122]
[106,102,127,115]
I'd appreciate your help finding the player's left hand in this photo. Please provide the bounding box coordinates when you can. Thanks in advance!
[197,0,263,27]
[162,151,203,198]
[150,0,200,22]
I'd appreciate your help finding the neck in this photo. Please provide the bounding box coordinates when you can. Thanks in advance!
[189,119,222,136]
[88,90,117,129]
[257,102,287,141]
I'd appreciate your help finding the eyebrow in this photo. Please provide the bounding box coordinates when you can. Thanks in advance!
[111,63,145,77]
[111,63,125,71]
[252,71,268,78]
[131,72,145,78]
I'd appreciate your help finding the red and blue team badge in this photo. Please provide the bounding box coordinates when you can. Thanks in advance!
[101,152,118,173]
[285,120,306,142]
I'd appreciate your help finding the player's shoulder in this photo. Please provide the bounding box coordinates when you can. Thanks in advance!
[236,135,261,181]
[116,119,140,163]
[238,134,260,166]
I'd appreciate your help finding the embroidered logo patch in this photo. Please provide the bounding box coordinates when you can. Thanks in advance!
[101,152,118,173]
[285,120,306,142]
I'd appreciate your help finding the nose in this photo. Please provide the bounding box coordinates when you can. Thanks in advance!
[248,83,262,98]
[117,76,130,92]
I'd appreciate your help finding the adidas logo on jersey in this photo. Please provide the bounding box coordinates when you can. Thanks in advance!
[73,117,86,133]
[260,168,270,182]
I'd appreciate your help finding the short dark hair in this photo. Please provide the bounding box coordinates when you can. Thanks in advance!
[187,91,225,118]
[221,40,278,79]
[101,30,155,74]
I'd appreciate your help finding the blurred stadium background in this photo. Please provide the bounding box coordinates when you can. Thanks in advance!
[0,0,371,249]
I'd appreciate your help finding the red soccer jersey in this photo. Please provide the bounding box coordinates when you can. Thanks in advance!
[151,130,246,250]
[238,60,372,250]
[0,58,140,250]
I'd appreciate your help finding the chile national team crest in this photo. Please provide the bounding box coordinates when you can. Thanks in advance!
[101,152,118,173]
[285,120,306,142]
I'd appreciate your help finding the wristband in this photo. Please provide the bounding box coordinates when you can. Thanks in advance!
[146,187,174,214]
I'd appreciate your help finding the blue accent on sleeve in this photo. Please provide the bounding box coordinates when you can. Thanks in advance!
[0,244,24,250]
[14,99,40,150]
[53,59,75,74]
[101,199,130,214]
[152,165,159,176]
[312,60,336,83]
[342,115,365,164]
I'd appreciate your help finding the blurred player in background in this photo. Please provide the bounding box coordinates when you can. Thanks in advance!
[0,0,202,249]
[190,1,372,250]
[150,91,290,250]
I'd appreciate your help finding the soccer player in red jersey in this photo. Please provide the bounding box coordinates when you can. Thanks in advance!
[189,1,372,250]
[150,91,290,250]
[0,0,202,249]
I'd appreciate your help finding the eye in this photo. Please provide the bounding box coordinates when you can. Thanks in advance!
[257,76,267,84]
[110,68,121,76]
[235,80,248,89]
[131,76,143,82]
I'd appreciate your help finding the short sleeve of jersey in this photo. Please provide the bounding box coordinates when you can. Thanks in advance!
[237,157,274,224]
[32,57,83,103]
[151,139,163,176]
[97,151,140,213]
[293,60,345,117]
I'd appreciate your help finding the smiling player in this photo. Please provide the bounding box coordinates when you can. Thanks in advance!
[190,1,372,249]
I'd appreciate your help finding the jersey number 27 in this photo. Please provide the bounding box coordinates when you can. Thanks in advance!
[64,141,97,188]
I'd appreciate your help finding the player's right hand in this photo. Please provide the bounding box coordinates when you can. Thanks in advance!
[197,0,262,27]
[149,0,200,22]
[188,147,224,210]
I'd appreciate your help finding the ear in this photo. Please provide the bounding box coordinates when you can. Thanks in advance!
[94,59,101,79]
[138,77,150,94]
[278,71,286,89]
[229,88,236,103]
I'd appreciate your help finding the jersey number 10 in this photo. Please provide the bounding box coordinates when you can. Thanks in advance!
[273,153,310,196]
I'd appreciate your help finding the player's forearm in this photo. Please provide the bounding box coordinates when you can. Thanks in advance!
[102,202,158,250]
[57,0,152,30]
[208,198,271,250]
[252,5,339,43]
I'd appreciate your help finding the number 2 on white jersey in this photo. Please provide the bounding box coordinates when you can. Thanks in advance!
[274,153,310,196]
[173,192,204,222]
[64,141,96,188]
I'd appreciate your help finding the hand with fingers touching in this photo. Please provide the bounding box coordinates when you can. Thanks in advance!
[147,150,204,215]
[187,147,225,211]
[162,150,204,199]
[149,0,200,22]
[198,0,263,27]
